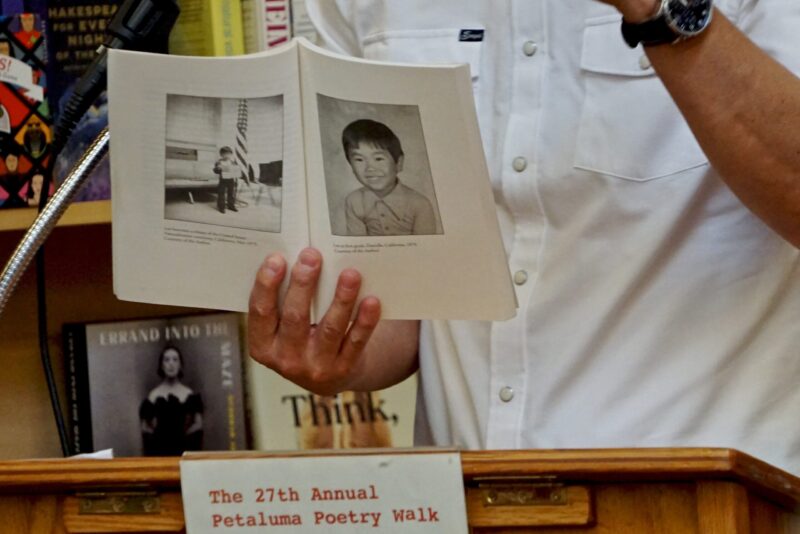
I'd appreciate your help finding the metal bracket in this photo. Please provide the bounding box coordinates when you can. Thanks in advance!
[77,487,161,515]
[465,475,592,527]
[482,483,567,506]
[471,476,567,507]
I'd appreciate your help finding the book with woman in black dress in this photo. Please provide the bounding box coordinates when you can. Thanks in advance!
[139,345,204,456]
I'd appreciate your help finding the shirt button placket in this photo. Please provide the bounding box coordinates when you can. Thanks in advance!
[522,40,538,56]
[499,386,515,402]
[487,2,543,450]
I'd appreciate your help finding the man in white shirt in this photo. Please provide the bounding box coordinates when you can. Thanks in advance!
[248,0,800,476]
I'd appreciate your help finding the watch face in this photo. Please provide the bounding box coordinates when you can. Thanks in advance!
[666,0,713,36]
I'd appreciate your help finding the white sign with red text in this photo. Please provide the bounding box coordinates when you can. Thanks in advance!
[179,450,468,533]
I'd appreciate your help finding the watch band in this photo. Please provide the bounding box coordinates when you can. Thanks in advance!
[621,0,714,49]
[621,15,679,48]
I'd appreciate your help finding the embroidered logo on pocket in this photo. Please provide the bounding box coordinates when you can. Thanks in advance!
[459,29,484,42]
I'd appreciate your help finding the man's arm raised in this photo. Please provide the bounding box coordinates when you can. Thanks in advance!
[248,248,420,396]
[605,0,800,246]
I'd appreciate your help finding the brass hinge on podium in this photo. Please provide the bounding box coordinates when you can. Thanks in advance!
[64,485,185,534]
[76,486,161,515]
[475,475,567,506]
[465,476,594,529]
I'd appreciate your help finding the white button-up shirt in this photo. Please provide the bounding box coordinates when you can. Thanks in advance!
[307,0,800,474]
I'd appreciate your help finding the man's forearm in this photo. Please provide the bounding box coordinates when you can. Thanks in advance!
[348,319,420,392]
[646,10,800,246]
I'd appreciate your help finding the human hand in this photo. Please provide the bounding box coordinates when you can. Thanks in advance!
[596,0,660,22]
[248,248,381,396]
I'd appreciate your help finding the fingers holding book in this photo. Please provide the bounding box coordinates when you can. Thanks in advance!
[248,248,381,396]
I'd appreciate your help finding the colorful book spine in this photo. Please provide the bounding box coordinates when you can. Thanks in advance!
[242,0,290,53]
[0,0,53,209]
[46,1,122,202]
[207,0,244,56]
[169,0,245,57]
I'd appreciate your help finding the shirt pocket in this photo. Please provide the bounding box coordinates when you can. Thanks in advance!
[574,16,708,181]
[361,29,483,95]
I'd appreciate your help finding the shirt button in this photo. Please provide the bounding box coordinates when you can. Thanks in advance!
[522,40,538,56]
[639,54,652,70]
[499,387,514,402]
[513,270,528,285]
[512,157,527,172]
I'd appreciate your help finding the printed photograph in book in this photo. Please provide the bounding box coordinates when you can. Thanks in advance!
[164,94,284,232]
[246,358,417,451]
[64,313,247,456]
[318,94,443,237]
[109,39,517,320]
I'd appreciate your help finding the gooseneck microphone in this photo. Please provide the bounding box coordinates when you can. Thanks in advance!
[0,0,180,457]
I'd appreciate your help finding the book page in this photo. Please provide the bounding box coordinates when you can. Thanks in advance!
[298,40,516,320]
[109,43,307,312]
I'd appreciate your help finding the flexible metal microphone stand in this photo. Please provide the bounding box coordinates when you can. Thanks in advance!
[0,128,109,314]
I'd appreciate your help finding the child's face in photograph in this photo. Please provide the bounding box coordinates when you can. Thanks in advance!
[348,142,403,196]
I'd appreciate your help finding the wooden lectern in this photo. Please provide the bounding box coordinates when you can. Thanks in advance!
[0,448,798,532]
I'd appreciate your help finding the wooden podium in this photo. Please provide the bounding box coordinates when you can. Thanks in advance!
[0,448,798,532]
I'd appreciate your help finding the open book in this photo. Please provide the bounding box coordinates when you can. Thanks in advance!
[108,38,515,320]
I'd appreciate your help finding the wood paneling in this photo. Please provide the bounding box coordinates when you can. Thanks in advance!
[0,450,798,533]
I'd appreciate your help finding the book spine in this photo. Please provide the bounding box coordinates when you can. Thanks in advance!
[204,0,245,56]
[45,2,121,119]
[63,324,93,454]
[0,2,54,209]
[46,1,120,202]
[168,0,205,55]
[242,0,290,53]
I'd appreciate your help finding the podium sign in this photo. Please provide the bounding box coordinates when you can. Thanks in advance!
[180,450,468,533]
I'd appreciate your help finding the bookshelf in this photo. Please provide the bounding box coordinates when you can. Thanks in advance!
[0,203,196,459]
[0,200,112,233]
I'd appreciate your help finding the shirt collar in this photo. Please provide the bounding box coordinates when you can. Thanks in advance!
[361,181,411,219]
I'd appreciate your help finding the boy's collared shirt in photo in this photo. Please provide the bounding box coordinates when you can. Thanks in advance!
[345,181,437,236]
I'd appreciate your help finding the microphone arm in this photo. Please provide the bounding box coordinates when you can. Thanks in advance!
[0,0,180,314]
[51,0,181,156]
[0,129,109,314]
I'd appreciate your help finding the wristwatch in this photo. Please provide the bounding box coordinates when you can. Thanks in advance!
[621,0,714,48]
